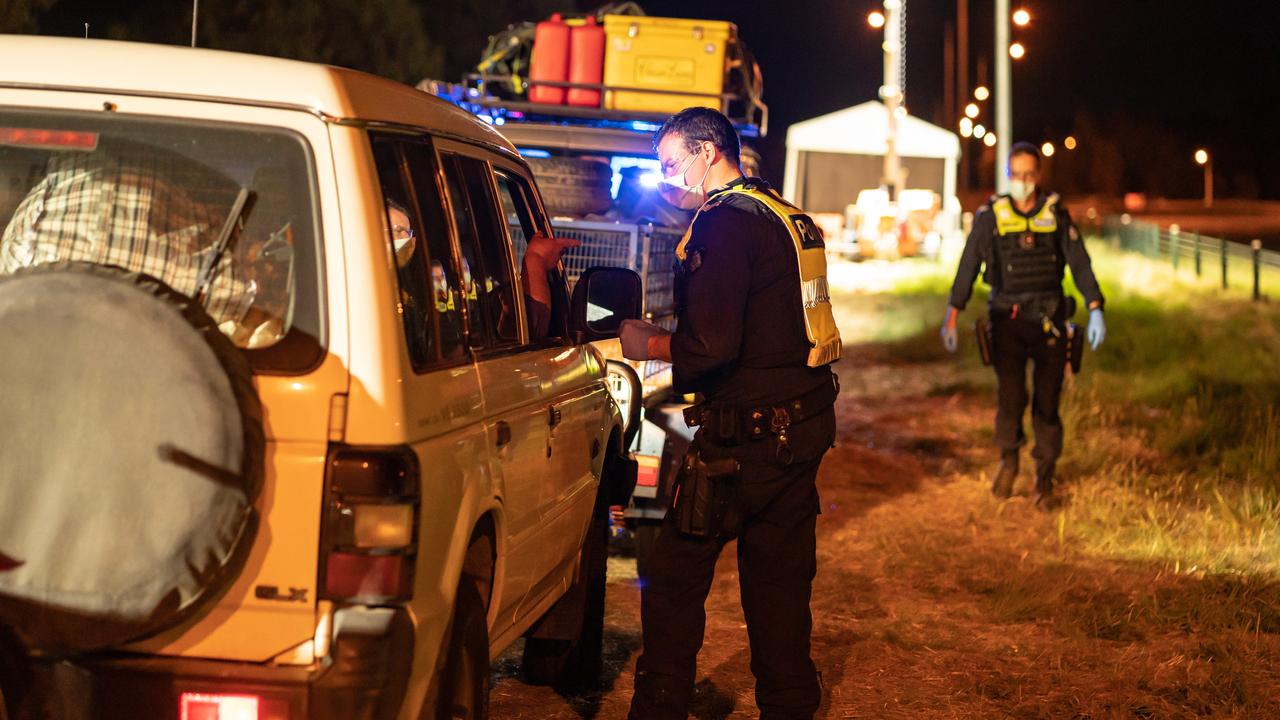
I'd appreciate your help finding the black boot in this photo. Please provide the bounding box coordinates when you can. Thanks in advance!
[1032,461,1060,510]
[991,452,1018,498]
[629,670,692,720]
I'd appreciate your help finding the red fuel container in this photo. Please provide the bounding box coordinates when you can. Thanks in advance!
[529,13,570,105]
[567,16,605,108]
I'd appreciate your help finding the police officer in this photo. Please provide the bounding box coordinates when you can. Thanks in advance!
[618,107,841,719]
[942,141,1106,509]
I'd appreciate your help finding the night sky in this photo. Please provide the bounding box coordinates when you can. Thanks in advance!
[635,0,1280,199]
[25,0,1280,198]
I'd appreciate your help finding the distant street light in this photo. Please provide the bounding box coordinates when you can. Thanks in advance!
[1009,42,1026,59]
[965,102,980,118]
[1064,135,1078,150]
[1041,141,1055,157]
[984,132,998,147]
[1195,149,1213,209]
[959,117,974,137]
[868,10,886,28]
[1012,8,1031,26]
[973,85,990,101]
[973,123,987,139]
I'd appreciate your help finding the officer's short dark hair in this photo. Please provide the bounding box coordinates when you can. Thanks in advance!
[1009,141,1042,168]
[654,107,741,165]
[386,197,410,217]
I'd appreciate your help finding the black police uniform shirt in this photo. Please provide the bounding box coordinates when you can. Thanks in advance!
[948,191,1105,311]
[670,177,834,409]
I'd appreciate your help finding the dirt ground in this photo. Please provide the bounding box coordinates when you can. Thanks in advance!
[489,341,1280,719]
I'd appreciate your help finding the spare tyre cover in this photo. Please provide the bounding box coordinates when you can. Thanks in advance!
[0,262,263,654]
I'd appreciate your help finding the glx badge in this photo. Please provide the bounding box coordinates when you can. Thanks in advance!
[255,585,309,603]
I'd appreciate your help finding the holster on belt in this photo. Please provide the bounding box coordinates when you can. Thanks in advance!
[974,318,993,366]
[1065,321,1084,374]
[671,448,740,539]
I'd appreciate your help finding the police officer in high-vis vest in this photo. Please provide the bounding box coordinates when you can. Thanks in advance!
[943,141,1106,510]
[619,107,840,720]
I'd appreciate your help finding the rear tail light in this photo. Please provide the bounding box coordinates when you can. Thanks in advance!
[349,503,415,548]
[178,692,290,720]
[324,552,405,599]
[179,693,258,720]
[0,127,98,150]
[636,454,661,488]
[320,447,420,604]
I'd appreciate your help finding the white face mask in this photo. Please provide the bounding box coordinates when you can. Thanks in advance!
[658,152,713,210]
[1008,179,1036,203]
[393,234,416,267]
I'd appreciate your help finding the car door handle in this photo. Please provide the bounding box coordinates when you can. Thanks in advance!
[496,421,512,448]
[547,406,563,428]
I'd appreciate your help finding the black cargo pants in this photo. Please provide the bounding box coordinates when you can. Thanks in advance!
[628,407,835,720]
[991,310,1068,490]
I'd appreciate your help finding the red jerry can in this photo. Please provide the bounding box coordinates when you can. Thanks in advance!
[567,16,605,108]
[529,13,570,105]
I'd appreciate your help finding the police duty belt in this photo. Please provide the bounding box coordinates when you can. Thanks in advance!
[683,376,838,454]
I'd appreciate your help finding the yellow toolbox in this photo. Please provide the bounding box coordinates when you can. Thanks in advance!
[602,15,735,114]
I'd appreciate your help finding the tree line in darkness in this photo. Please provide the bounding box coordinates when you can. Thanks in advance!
[2,0,581,87]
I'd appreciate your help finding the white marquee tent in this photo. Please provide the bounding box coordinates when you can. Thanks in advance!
[782,101,961,226]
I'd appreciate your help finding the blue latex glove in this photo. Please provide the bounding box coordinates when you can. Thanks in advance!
[1087,308,1106,350]
[940,306,959,353]
[941,325,958,353]
[619,319,669,361]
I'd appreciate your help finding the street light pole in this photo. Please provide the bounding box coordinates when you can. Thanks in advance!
[1195,149,1213,209]
[957,0,969,192]
[995,0,1011,193]
[957,0,969,122]
[1205,159,1213,209]
[881,0,905,201]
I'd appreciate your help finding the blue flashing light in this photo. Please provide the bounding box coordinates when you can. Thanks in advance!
[628,120,663,133]
[517,148,552,158]
[609,156,662,197]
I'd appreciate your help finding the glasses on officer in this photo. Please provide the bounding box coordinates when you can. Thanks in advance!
[391,223,415,241]
[659,140,712,177]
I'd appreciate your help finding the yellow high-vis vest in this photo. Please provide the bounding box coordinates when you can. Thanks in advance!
[677,184,842,367]
[992,193,1060,235]
[989,193,1066,296]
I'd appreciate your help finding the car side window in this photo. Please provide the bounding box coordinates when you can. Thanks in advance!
[370,134,467,370]
[440,153,522,347]
[494,171,569,340]
[494,172,535,269]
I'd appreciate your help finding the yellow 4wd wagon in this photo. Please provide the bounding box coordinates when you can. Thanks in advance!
[0,35,640,720]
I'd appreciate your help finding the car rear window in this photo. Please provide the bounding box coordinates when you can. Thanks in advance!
[0,109,324,372]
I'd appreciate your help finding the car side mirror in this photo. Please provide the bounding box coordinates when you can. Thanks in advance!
[570,266,643,340]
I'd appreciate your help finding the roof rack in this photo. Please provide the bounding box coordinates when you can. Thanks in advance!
[422,74,767,139]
